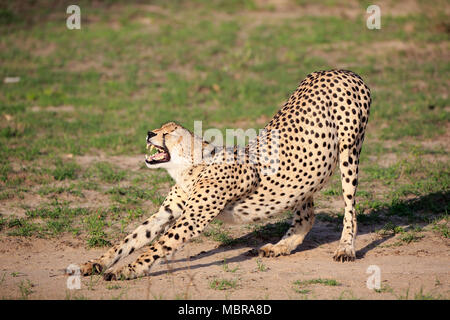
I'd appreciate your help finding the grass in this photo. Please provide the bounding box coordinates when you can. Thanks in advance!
[38,184,84,198]
[256,259,268,272]
[374,283,394,294]
[18,280,34,300]
[292,278,340,295]
[65,291,89,300]
[203,220,236,245]
[6,218,40,237]
[293,288,311,294]
[396,287,444,300]
[398,231,425,244]
[107,186,163,206]
[413,288,443,300]
[222,259,239,273]
[376,222,405,236]
[318,189,449,231]
[86,162,126,183]
[106,284,122,290]
[430,214,449,238]
[209,278,238,291]
[83,212,111,248]
[51,159,80,181]
[84,274,103,291]
[294,278,340,287]
[377,221,426,246]
[0,164,170,246]
[249,217,291,240]
[7,202,91,236]
[337,290,359,300]
[1,3,448,155]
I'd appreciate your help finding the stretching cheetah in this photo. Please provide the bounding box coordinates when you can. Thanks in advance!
[77,69,371,280]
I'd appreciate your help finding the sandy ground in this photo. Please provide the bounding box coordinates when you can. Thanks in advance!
[1,220,448,300]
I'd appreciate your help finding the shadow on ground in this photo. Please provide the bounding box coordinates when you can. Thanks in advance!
[152,191,448,276]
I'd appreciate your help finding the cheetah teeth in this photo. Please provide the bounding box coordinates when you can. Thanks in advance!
[146,151,166,161]
[147,145,160,155]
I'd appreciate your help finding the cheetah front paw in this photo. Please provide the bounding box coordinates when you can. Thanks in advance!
[103,270,118,281]
[103,266,136,281]
[77,261,104,276]
[333,245,356,262]
[258,243,290,257]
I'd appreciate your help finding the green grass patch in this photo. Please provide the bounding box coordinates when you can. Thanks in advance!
[374,283,394,294]
[256,258,268,272]
[203,220,236,246]
[87,162,127,183]
[107,186,163,206]
[51,159,81,181]
[249,219,291,240]
[6,218,40,237]
[294,278,340,287]
[83,212,111,247]
[377,222,405,236]
[3,201,97,239]
[209,278,238,290]
[18,279,34,300]
[430,214,449,238]
[222,259,239,273]
[398,231,424,244]
[38,184,84,197]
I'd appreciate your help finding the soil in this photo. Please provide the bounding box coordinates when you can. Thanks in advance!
[1,219,448,300]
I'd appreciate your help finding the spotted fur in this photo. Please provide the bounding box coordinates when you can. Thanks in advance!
[78,69,371,280]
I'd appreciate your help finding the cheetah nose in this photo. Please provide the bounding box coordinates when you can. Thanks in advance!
[147,131,156,141]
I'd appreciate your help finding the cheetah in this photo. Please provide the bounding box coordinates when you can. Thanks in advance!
[77,69,371,280]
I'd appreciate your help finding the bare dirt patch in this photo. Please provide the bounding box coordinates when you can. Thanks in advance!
[0,220,448,300]
[308,40,450,70]
[65,58,120,78]
[252,0,362,19]
[30,105,75,113]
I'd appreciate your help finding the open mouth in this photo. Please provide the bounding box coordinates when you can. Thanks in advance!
[145,142,170,164]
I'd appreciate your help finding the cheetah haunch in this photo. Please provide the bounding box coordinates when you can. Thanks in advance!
[78,69,371,280]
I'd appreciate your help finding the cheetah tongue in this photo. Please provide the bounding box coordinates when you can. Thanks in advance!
[146,152,166,161]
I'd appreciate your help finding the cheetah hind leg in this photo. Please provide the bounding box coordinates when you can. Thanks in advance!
[333,146,360,262]
[259,198,314,257]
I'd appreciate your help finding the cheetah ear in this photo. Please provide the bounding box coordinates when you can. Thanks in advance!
[161,121,180,131]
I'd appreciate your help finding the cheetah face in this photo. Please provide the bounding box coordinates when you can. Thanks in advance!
[144,122,212,174]
[145,122,179,167]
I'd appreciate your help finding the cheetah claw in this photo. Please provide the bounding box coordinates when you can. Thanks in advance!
[103,267,135,281]
[103,272,117,281]
[258,243,289,257]
[333,246,356,262]
[79,261,104,276]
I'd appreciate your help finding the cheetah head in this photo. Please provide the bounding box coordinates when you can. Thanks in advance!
[145,122,215,172]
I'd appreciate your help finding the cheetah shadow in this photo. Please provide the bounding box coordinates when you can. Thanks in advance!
[152,191,448,277]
